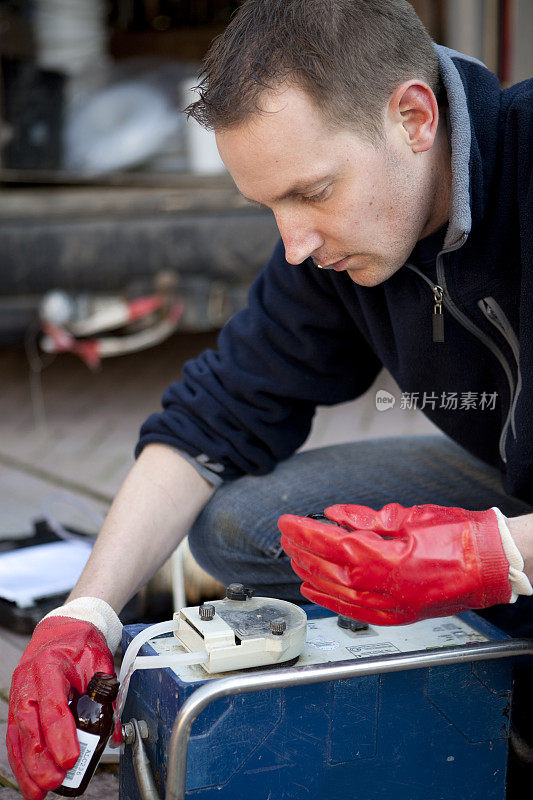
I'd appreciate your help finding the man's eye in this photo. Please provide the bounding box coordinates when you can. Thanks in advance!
[302,187,330,203]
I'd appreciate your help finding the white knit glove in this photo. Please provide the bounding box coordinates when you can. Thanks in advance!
[44,596,123,653]
[492,508,533,602]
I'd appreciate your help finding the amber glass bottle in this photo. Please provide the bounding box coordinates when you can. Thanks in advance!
[55,672,119,797]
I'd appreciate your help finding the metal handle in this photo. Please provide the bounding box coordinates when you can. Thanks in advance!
[127,638,533,800]
[130,719,160,800]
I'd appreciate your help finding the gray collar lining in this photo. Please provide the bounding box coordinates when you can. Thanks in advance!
[434,44,478,250]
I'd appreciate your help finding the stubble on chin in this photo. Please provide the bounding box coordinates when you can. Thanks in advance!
[345,255,404,287]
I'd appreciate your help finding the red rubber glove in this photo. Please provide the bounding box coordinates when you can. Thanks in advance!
[279,503,512,625]
[7,617,115,800]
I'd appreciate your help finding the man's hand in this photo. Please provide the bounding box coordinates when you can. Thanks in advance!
[7,598,121,800]
[7,614,116,800]
[6,446,214,800]
[279,503,516,625]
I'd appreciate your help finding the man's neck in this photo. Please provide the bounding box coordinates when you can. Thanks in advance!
[419,112,452,240]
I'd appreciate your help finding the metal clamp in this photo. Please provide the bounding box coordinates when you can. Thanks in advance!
[125,638,533,800]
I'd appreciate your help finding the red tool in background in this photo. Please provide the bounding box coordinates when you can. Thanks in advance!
[39,291,183,370]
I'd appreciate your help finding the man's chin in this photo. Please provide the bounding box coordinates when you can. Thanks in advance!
[346,260,402,287]
[346,267,387,287]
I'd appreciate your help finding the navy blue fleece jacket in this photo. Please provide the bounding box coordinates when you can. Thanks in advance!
[136,46,533,503]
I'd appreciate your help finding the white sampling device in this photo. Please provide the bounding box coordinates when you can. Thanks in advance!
[175,583,308,673]
[115,584,308,723]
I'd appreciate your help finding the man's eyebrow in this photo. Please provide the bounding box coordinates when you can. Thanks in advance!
[239,175,334,206]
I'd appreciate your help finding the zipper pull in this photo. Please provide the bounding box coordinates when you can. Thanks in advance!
[433,285,445,342]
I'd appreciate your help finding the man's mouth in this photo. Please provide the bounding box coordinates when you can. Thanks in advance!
[313,255,352,271]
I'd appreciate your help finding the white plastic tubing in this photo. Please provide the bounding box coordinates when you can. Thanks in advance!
[115,620,207,724]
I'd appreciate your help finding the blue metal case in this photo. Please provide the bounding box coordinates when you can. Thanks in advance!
[119,609,513,800]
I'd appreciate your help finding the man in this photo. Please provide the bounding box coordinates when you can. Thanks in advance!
[7,1,533,798]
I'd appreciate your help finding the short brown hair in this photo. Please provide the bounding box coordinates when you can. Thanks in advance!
[188,0,440,141]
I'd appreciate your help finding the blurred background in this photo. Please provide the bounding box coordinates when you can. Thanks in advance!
[0,0,532,344]
[0,0,532,625]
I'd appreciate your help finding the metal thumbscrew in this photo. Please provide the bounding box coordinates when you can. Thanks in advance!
[270,618,287,636]
[226,583,254,600]
[199,604,215,621]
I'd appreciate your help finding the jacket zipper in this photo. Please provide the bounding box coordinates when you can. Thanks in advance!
[478,297,521,448]
[405,263,445,343]
[406,233,516,463]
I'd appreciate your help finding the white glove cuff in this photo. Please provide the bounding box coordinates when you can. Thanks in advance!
[492,507,533,602]
[44,596,123,653]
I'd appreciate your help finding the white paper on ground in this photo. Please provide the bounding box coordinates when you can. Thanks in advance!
[0,540,92,607]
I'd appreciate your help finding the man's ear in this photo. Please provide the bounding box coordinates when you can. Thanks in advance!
[388,80,439,153]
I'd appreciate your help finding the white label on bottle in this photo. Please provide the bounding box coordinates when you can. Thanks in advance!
[60,729,101,789]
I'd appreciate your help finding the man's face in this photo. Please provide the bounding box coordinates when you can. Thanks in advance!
[216,85,437,287]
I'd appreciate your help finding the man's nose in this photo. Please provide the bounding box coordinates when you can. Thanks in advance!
[275,210,324,266]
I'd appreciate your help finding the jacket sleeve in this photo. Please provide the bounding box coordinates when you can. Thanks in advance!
[503,81,533,500]
[136,239,382,480]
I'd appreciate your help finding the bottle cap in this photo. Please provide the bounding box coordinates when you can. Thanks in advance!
[87,672,119,702]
